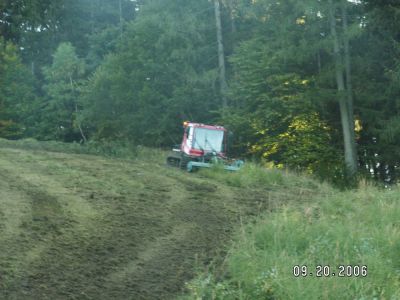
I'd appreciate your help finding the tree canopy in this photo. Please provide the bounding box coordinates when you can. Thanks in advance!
[1,0,399,185]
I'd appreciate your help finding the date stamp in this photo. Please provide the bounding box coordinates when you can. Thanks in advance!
[292,265,367,277]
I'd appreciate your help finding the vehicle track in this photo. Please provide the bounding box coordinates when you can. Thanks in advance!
[0,147,251,299]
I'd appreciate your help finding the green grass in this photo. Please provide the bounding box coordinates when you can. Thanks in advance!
[202,160,330,190]
[1,138,399,299]
[184,171,400,299]
[0,138,137,157]
[200,163,285,188]
[0,140,290,299]
[0,138,166,162]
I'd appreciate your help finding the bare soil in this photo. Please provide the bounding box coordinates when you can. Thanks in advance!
[0,146,277,299]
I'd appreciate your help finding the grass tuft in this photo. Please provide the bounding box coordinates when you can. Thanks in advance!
[184,185,400,299]
[200,162,285,189]
[0,138,165,163]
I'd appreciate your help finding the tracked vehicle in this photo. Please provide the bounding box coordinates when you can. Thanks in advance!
[166,121,243,172]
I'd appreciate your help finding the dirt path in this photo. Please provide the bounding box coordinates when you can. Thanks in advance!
[0,147,265,299]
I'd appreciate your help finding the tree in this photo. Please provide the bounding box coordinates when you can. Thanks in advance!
[354,0,400,183]
[214,0,228,109]
[328,0,357,176]
[57,0,139,59]
[3,0,400,186]
[221,0,342,177]
[41,42,86,142]
[0,37,37,139]
[81,0,221,146]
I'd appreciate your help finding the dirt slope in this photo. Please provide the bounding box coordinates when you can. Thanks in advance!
[0,146,278,299]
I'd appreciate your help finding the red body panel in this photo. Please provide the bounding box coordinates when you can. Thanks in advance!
[180,122,227,158]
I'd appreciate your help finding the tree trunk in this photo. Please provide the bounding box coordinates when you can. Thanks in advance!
[341,0,357,157]
[214,0,228,109]
[228,0,236,34]
[119,0,123,38]
[75,103,87,143]
[69,76,87,143]
[90,0,94,34]
[329,0,357,175]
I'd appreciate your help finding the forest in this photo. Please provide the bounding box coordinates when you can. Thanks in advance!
[1,0,400,185]
[1,1,400,299]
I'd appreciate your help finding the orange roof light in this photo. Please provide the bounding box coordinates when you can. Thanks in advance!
[183,121,189,126]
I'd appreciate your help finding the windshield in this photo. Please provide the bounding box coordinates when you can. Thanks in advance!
[193,128,224,152]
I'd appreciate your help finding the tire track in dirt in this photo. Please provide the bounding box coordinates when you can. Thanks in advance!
[0,147,252,299]
[102,183,238,300]
[99,171,237,298]
[0,150,105,298]
[0,177,32,242]
[0,149,99,226]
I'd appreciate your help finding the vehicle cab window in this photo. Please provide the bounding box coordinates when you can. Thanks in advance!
[186,126,193,147]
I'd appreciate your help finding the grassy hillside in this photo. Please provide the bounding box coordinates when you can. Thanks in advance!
[0,139,319,299]
[184,173,400,299]
[0,139,398,299]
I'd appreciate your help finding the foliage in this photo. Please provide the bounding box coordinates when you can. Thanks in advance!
[0,38,37,139]
[81,0,220,146]
[200,162,285,188]
[2,0,400,184]
[354,1,400,183]
[258,113,342,178]
[0,120,22,139]
[224,13,340,179]
[40,42,86,142]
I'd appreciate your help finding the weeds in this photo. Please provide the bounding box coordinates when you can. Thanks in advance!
[0,138,166,162]
[200,163,285,189]
[184,167,399,299]
[184,182,400,299]
[2,139,398,299]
